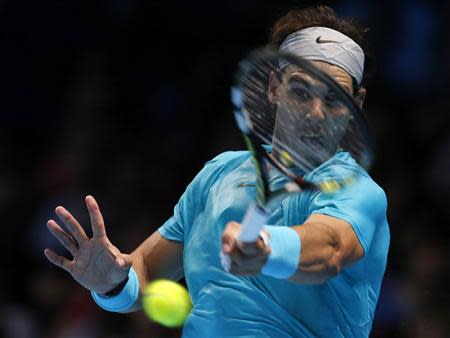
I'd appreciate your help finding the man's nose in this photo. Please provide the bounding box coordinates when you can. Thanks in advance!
[307,98,326,120]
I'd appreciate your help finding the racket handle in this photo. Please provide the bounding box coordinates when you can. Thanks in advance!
[221,203,269,272]
[238,203,269,242]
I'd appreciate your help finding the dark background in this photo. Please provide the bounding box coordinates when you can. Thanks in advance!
[1,0,449,337]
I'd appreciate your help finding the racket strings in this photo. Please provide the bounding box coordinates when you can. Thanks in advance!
[246,104,339,172]
[242,76,368,172]
[234,49,373,193]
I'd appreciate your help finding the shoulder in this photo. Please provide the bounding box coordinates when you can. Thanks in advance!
[324,171,386,212]
[193,150,250,187]
[309,152,388,218]
[201,150,250,177]
[185,150,250,208]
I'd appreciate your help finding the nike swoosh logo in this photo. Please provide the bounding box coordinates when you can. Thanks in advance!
[316,36,339,44]
[237,183,256,188]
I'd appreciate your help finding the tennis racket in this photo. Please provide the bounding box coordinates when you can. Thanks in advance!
[223,48,373,254]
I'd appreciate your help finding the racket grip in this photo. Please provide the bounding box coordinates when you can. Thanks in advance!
[238,203,269,242]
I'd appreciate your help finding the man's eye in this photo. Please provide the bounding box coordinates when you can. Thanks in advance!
[325,92,341,107]
[289,86,312,101]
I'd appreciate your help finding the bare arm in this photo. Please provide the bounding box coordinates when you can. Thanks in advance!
[118,233,184,313]
[288,213,364,284]
[131,232,184,293]
[222,213,364,284]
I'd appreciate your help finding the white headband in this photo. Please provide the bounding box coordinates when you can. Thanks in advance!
[279,26,365,86]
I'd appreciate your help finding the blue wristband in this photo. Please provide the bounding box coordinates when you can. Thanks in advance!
[91,267,140,312]
[261,226,301,279]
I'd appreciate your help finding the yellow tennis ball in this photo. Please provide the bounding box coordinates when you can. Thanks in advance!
[142,279,192,328]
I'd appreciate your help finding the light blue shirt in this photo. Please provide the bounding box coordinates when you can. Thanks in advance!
[159,150,389,338]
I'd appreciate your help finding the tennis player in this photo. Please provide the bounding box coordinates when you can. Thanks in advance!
[45,5,389,338]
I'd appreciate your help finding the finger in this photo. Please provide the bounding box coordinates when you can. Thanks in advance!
[85,195,106,238]
[55,206,89,243]
[47,220,78,256]
[221,222,241,254]
[44,248,72,273]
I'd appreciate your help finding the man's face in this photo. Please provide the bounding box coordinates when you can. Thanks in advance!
[269,61,356,169]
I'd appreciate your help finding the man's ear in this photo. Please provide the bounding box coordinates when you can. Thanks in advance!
[268,71,280,104]
[354,87,366,109]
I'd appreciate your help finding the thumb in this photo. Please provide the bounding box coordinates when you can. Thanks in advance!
[116,254,133,270]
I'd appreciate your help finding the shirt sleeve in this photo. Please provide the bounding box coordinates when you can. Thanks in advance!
[308,175,387,254]
[158,152,240,243]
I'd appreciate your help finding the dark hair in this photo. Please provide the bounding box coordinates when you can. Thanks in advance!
[268,5,374,88]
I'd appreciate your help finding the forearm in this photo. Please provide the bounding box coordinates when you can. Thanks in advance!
[288,221,342,284]
[130,250,149,296]
[131,231,184,294]
[224,214,363,283]
[266,214,363,284]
